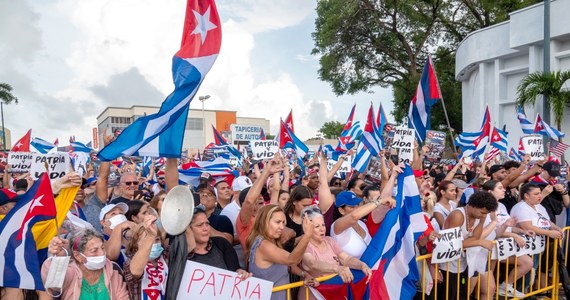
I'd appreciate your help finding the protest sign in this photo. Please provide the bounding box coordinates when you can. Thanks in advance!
[177,261,273,300]
[391,127,414,165]
[250,140,279,160]
[8,152,34,173]
[521,135,544,161]
[326,156,352,174]
[491,237,516,261]
[424,130,446,163]
[365,155,383,184]
[30,152,70,180]
[398,147,414,165]
[432,227,463,264]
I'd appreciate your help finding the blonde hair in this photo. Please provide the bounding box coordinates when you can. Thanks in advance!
[245,204,284,268]
[422,191,436,216]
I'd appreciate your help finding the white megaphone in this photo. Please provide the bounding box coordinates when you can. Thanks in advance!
[160,185,195,235]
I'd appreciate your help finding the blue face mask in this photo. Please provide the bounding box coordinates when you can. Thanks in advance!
[149,243,164,260]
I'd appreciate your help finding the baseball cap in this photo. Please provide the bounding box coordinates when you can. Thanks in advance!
[413,170,427,178]
[489,165,505,176]
[543,161,561,177]
[232,176,253,192]
[86,177,98,186]
[335,191,363,207]
[99,203,128,221]
[157,170,165,178]
[0,188,18,206]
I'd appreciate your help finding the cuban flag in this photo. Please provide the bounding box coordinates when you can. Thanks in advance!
[340,104,356,136]
[361,103,383,155]
[508,147,522,161]
[11,129,31,152]
[518,138,526,156]
[279,119,308,170]
[0,173,56,290]
[376,102,388,133]
[284,109,295,133]
[31,137,56,154]
[259,128,266,140]
[517,106,534,134]
[337,121,362,152]
[318,166,426,299]
[211,126,241,159]
[97,0,221,161]
[178,157,236,187]
[351,141,372,173]
[408,56,442,142]
[490,127,508,152]
[534,114,565,139]
[455,107,491,158]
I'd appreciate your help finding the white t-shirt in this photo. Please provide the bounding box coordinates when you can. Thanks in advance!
[330,220,371,259]
[511,201,551,230]
[433,201,457,221]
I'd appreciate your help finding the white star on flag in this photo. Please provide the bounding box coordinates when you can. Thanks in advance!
[191,6,217,44]
[15,142,22,148]
[29,195,45,211]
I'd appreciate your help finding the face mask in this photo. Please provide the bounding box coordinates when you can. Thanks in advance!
[44,251,71,297]
[149,243,164,260]
[81,253,106,270]
[108,214,127,229]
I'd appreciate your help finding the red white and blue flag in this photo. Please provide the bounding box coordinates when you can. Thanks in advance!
[361,103,383,155]
[455,106,491,159]
[376,102,388,133]
[408,56,442,142]
[259,128,266,140]
[336,104,362,152]
[284,109,295,134]
[11,129,31,152]
[211,125,241,159]
[517,106,534,134]
[490,127,508,153]
[0,173,56,290]
[98,0,221,160]
[30,137,56,154]
[318,166,426,299]
[534,114,565,140]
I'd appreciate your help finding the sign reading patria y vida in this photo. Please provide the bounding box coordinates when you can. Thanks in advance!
[432,227,464,264]
[177,261,273,300]
[231,124,264,142]
[250,140,279,160]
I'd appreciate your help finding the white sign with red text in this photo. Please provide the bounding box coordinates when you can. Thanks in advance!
[177,261,273,300]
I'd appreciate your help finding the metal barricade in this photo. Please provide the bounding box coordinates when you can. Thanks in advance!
[273,231,566,300]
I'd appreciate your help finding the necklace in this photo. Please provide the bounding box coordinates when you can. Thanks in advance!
[465,208,473,233]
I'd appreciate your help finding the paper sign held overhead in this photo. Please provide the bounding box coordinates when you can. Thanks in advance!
[30,152,70,180]
[8,152,34,173]
[250,140,279,160]
[521,135,543,161]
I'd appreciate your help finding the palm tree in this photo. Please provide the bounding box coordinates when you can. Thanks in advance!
[0,83,18,104]
[516,71,570,135]
[0,83,18,149]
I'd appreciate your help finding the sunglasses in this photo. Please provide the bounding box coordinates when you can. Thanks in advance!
[122,181,138,186]
[333,182,341,186]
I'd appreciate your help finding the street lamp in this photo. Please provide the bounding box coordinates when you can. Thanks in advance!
[199,95,211,148]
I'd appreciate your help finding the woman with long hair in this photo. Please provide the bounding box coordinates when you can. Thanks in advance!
[246,204,314,300]
[283,185,314,238]
[433,180,457,229]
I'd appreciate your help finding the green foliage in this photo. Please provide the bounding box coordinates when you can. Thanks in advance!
[0,83,18,105]
[516,71,570,131]
[318,121,345,139]
[313,0,541,132]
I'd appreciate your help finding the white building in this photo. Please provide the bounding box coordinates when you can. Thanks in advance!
[456,0,570,148]
[96,106,270,151]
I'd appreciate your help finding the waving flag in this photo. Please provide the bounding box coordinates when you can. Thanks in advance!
[97,0,221,161]
[212,125,228,145]
[284,109,295,133]
[490,127,508,152]
[362,103,383,155]
[279,119,308,172]
[211,126,241,159]
[455,107,491,159]
[518,138,526,156]
[178,157,236,187]
[319,166,426,299]
[259,128,266,140]
[11,129,31,152]
[376,102,388,133]
[534,114,565,139]
[548,139,569,158]
[31,137,56,154]
[485,146,501,163]
[337,121,362,152]
[508,147,522,161]
[341,104,356,135]
[53,138,59,147]
[517,106,534,134]
[408,56,442,142]
[70,141,93,153]
[351,141,372,173]
[0,174,56,290]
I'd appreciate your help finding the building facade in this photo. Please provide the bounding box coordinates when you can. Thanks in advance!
[96,106,270,151]
[456,0,570,148]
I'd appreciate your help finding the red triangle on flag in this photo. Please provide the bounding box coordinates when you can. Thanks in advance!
[11,129,31,152]
[143,289,161,300]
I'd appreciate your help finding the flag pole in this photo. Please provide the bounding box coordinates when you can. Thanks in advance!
[429,55,457,154]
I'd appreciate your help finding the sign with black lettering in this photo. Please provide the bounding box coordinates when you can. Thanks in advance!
[8,152,34,173]
[521,135,544,161]
[432,227,463,264]
[424,130,446,163]
[391,127,414,149]
[250,140,279,160]
[30,152,70,180]
[326,156,352,174]
[492,237,516,261]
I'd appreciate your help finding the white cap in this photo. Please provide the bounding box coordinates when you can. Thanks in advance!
[232,176,253,192]
[99,203,128,221]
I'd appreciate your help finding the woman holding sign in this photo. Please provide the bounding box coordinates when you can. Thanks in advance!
[511,183,563,291]
[437,191,497,300]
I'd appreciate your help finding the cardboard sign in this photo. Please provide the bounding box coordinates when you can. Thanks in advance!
[30,152,70,180]
[8,152,34,173]
[177,261,273,300]
[521,135,544,161]
[250,140,279,160]
[432,227,463,264]
[492,237,517,261]
[391,127,414,149]
[424,130,446,162]
[326,156,352,174]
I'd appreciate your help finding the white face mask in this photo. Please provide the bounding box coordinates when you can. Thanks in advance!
[81,253,106,270]
[108,214,127,229]
[44,251,70,297]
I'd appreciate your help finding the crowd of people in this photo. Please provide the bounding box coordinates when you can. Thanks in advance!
[0,134,569,300]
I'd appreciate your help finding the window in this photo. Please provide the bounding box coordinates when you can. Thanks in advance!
[186,118,203,130]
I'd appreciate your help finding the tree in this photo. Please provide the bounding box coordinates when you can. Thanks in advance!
[0,83,18,105]
[516,71,570,134]
[318,121,344,139]
[312,0,541,131]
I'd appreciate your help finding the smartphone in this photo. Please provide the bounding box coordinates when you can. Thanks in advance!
[133,190,143,200]
[390,154,399,165]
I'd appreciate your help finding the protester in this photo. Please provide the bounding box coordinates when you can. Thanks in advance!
[433,180,458,229]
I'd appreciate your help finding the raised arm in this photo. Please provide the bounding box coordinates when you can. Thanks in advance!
[165,158,178,193]
[318,154,335,214]
[240,155,283,224]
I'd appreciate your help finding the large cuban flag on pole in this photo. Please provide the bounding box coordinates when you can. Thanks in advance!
[408,56,442,143]
[98,0,222,161]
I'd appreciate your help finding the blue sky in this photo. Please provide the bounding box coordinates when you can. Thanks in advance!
[0,0,393,146]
